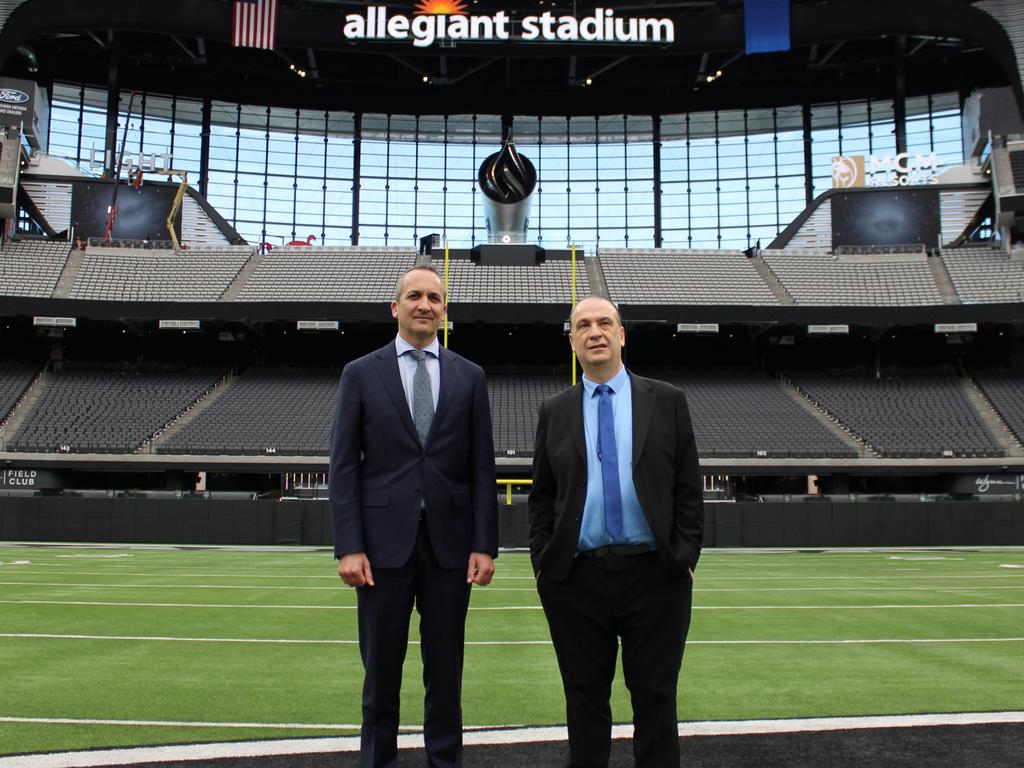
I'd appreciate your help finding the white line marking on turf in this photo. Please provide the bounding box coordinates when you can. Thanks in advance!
[4,599,1024,612]
[0,716,364,729]
[0,581,542,592]
[3,580,1023,595]
[3,711,1023,767]
[6,570,1024,581]
[0,570,544,580]
[3,632,1024,646]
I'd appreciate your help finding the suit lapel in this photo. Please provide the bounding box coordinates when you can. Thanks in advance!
[431,346,461,442]
[567,384,586,462]
[630,373,655,464]
[375,344,420,444]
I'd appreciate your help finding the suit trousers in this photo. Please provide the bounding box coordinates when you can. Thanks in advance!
[357,520,472,768]
[538,551,693,768]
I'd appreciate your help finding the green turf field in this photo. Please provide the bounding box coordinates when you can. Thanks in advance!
[1,544,1022,755]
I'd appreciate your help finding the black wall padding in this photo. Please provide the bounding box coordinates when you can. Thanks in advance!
[0,498,1021,548]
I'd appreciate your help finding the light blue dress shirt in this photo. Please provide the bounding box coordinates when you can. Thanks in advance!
[395,334,440,415]
[578,365,655,552]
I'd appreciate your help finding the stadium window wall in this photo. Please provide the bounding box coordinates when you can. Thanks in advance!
[45,83,963,250]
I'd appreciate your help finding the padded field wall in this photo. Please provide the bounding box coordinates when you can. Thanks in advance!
[1,497,1021,549]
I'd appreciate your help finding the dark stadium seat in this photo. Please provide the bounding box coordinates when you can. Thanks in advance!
[787,371,1004,458]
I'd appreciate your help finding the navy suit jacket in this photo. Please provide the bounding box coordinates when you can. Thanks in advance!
[529,372,703,581]
[329,340,498,569]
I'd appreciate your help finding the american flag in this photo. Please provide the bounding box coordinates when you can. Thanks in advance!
[232,0,278,50]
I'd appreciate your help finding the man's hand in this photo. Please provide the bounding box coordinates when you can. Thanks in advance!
[338,552,374,587]
[467,552,495,586]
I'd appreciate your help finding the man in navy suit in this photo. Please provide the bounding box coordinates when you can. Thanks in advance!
[530,296,703,768]
[330,265,498,768]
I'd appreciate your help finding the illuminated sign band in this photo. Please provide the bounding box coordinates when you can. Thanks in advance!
[832,153,941,188]
[343,6,676,48]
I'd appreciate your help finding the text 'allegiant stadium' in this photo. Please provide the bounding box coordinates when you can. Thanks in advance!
[342,7,676,47]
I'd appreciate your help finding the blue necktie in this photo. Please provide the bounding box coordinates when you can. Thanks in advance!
[595,384,623,541]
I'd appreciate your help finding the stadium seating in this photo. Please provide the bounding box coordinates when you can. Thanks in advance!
[787,371,1003,457]
[11,241,1020,308]
[234,246,417,302]
[157,366,340,455]
[68,246,253,301]
[0,360,39,426]
[440,258,590,303]
[762,250,944,305]
[489,369,862,458]
[6,366,226,453]
[971,366,1024,445]
[639,368,860,458]
[488,374,568,455]
[2,361,1015,460]
[600,248,778,305]
[0,238,72,297]
[942,247,1024,304]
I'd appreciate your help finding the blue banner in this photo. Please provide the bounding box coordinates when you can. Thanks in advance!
[744,0,790,54]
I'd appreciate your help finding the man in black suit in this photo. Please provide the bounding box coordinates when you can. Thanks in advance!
[529,295,703,768]
[330,265,498,768]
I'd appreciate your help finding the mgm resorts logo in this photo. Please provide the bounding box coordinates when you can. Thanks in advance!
[832,153,941,189]
[342,3,675,48]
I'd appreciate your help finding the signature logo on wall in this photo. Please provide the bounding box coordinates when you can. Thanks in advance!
[831,155,864,189]
[0,88,29,105]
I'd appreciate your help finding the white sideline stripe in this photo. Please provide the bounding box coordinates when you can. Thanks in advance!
[3,712,1024,768]
[5,570,1024,581]
[3,632,1024,646]
[4,599,1024,612]
[0,570,545,580]
[3,581,1024,595]
[0,716,365,729]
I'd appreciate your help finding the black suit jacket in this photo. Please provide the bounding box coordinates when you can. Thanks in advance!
[529,371,703,581]
[329,340,498,569]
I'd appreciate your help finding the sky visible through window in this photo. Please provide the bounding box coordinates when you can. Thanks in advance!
[46,84,964,251]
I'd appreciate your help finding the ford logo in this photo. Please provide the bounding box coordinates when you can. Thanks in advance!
[0,88,29,104]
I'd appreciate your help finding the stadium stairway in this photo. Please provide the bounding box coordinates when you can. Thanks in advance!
[220,250,261,301]
[780,375,872,457]
[960,376,1024,457]
[51,247,85,298]
[0,369,48,450]
[751,253,795,305]
[927,253,960,304]
[146,371,237,452]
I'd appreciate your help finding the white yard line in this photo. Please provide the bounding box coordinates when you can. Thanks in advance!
[2,632,1023,646]
[2,599,1023,611]
[3,711,1023,767]
[0,716,363,729]
[3,580,1024,594]
[3,569,1023,581]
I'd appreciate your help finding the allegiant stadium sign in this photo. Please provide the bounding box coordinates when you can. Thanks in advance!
[342,5,675,48]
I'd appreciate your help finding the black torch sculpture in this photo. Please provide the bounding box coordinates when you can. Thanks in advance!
[478,135,537,243]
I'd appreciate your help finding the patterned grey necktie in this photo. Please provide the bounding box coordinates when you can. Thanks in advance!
[408,349,434,444]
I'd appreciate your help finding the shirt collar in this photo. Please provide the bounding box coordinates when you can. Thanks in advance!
[582,364,629,398]
[395,334,440,359]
